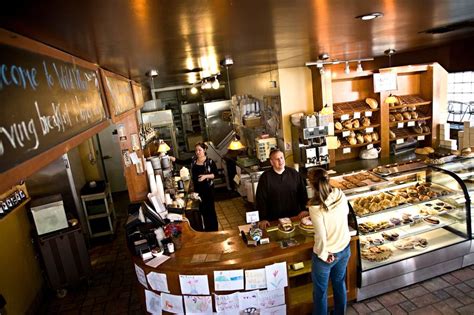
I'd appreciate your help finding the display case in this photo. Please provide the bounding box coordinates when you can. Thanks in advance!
[435,157,474,238]
[342,165,471,300]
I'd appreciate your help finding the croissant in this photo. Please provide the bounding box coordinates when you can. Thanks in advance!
[352,119,360,129]
[389,114,396,122]
[371,132,379,141]
[402,112,411,120]
[363,134,372,143]
[335,121,343,130]
[356,134,364,144]
[343,120,353,129]
[362,117,371,127]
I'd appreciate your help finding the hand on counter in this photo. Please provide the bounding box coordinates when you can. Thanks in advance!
[297,210,309,220]
[258,220,270,230]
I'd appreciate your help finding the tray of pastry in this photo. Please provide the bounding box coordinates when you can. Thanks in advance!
[372,160,425,176]
[329,171,388,194]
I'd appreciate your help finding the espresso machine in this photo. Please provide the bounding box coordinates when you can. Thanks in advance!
[291,115,330,168]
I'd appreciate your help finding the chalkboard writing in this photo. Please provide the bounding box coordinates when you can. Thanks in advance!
[101,70,135,118]
[0,43,106,173]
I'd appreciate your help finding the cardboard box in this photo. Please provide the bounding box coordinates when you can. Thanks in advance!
[244,116,262,128]
[186,133,203,151]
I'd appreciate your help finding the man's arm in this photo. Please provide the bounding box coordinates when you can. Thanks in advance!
[256,173,269,226]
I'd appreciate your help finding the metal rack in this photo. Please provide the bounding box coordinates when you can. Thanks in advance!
[80,182,116,238]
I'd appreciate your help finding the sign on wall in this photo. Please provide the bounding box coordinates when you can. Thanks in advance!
[0,32,107,173]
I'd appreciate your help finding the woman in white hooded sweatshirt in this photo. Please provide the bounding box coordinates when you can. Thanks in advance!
[308,168,351,315]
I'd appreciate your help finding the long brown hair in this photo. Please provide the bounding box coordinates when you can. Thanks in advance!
[307,167,333,211]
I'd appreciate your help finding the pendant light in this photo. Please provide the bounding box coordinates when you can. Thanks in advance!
[384,49,398,105]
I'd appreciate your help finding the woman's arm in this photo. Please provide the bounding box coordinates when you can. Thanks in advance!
[310,206,330,261]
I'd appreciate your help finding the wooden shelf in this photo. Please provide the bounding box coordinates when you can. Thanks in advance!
[333,100,379,118]
[338,140,381,149]
[335,124,380,134]
[390,132,431,141]
[388,95,431,109]
[389,116,432,126]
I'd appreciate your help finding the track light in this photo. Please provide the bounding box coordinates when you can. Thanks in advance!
[212,78,220,89]
[356,61,363,73]
[190,86,198,94]
[344,62,350,74]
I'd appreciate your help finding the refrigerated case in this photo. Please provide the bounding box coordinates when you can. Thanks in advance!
[344,166,471,300]
[201,100,233,147]
[435,157,474,239]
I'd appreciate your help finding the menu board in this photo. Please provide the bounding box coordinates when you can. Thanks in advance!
[0,30,107,173]
[101,69,135,121]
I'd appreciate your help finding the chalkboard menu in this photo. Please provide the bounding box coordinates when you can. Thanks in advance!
[101,69,135,121]
[0,34,107,173]
[132,81,144,109]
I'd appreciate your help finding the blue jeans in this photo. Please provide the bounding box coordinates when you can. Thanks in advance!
[311,244,351,315]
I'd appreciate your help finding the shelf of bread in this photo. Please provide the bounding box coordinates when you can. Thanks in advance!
[338,140,380,149]
[360,228,465,270]
[389,128,431,142]
[388,116,431,127]
[333,99,379,118]
[388,95,431,109]
[334,124,380,134]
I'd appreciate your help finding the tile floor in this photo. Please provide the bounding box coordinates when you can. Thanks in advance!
[38,189,474,314]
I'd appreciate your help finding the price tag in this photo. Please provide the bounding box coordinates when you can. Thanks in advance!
[365,127,374,133]
[367,144,374,150]
[397,122,404,129]
[246,211,260,224]
[365,111,373,117]
[455,197,466,205]
[354,112,361,119]
[341,114,350,121]
[343,147,351,154]
[417,135,425,141]
[407,121,415,127]
[342,131,350,137]
[396,138,404,144]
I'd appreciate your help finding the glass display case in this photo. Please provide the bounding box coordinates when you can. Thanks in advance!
[342,166,471,300]
[435,157,474,237]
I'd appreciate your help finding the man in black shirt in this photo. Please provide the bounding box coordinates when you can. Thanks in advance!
[256,148,308,229]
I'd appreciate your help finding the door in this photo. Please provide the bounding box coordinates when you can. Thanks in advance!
[97,124,127,192]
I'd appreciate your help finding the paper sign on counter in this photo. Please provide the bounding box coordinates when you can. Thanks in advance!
[258,288,285,309]
[261,304,287,315]
[161,293,184,314]
[245,268,267,290]
[183,295,213,314]
[179,275,210,295]
[214,270,244,291]
[145,290,162,315]
[147,272,169,293]
[215,292,239,313]
[238,291,259,311]
[265,262,288,290]
[135,264,148,288]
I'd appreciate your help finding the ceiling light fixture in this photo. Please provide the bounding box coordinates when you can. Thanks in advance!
[356,12,383,21]
[356,61,363,73]
[190,86,198,94]
[212,78,220,89]
[344,62,350,74]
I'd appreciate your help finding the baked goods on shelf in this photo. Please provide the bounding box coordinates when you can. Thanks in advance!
[389,114,396,122]
[371,132,379,141]
[361,246,393,261]
[352,192,406,216]
[330,171,383,192]
[278,217,294,232]
[393,182,449,203]
[402,112,411,120]
[361,117,371,127]
[356,133,364,144]
[352,119,360,128]
[395,113,404,121]
[343,120,353,129]
[335,121,343,130]
[394,237,428,250]
[389,130,396,139]
[365,98,379,109]
[382,231,399,241]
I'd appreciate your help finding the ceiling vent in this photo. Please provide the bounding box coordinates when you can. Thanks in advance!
[421,19,474,34]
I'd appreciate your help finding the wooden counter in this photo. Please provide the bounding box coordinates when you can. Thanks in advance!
[133,221,358,314]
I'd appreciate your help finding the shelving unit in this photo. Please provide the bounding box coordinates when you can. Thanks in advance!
[80,182,116,238]
[311,62,448,164]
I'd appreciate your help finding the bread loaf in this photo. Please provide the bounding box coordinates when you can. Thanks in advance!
[356,133,364,144]
[352,119,360,129]
[389,114,396,122]
[335,121,343,130]
[389,130,396,139]
[395,113,404,121]
[422,125,430,133]
[343,120,353,129]
[365,98,379,109]
[411,111,419,119]
[363,134,372,143]
[413,125,423,134]
[347,136,357,145]
[371,132,379,141]
[362,117,371,127]
[402,112,411,120]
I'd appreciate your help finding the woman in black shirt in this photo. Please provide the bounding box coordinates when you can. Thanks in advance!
[191,142,218,231]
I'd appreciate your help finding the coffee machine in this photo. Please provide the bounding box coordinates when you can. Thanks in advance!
[291,114,330,168]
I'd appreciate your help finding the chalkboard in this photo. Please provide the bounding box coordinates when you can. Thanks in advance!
[101,69,135,121]
[131,81,144,109]
[0,36,107,173]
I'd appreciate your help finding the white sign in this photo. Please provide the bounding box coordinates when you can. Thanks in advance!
[365,111,373,117]
[396,138,404,144]
[365,127,373,133]
[367,144,374,150]
[397,122,404,129]
[343,147,351,154]
[417,135,425,140]
[342,131,350,137]
[340,114,350,121]
[407,121,415,127]
[354,112,361,119]
[246,211,260,223]
[373,72,398,93]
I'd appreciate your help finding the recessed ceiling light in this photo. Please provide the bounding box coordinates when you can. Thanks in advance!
[356,12,383,21]
[384,49,397,56]
[147,69,159,77]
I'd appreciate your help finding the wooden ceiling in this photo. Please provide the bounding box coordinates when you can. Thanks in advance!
[2,0,474,88]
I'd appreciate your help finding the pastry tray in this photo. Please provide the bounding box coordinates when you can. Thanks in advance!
[329,170,388,195]
[372,160,426,176]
